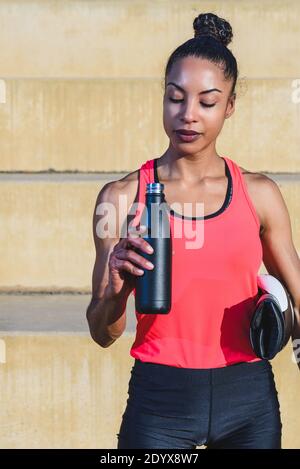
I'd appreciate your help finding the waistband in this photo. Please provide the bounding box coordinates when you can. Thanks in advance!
[133,358,272,385]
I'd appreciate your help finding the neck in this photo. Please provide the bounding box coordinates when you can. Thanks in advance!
[159,143,224,183]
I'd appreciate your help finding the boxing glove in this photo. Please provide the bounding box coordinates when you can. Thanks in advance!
[250,274,295,360]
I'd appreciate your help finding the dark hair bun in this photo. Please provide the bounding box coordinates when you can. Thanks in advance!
[193,13,233,47]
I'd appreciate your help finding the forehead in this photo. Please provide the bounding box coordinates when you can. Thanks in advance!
[166,56,229,92]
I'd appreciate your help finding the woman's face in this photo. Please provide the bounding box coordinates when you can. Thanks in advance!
[163,56,235,155]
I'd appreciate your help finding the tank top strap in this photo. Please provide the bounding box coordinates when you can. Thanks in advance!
[130,159,155,229]
[226,157,261,231]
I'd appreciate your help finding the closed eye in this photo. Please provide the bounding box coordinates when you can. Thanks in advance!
[169,98,216,108]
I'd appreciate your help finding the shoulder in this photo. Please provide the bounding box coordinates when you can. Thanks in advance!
[92,168,140,240]
[95,169,139,206]
[238,165,280,193]
[238,165,287,234]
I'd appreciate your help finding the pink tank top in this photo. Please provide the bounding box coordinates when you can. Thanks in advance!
[129,156,263,368]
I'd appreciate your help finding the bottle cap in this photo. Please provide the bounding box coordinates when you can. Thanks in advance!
[146,182,164,194]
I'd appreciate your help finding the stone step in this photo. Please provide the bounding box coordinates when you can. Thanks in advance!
[0,78,299,172]
[0,174,299,290]
[0,293,299,448]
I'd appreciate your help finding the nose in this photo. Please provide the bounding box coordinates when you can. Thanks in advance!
[180,98,199,123]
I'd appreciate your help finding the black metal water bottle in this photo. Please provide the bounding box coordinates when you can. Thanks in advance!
[135,182,172,314]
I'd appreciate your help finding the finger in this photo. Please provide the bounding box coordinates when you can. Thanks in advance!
[127,226,153,254]
[126,236,153,254]
[116,248,154,270]
[114,258,144,276]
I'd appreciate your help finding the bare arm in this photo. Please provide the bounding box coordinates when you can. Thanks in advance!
[86,287,130,348]
[86,178,154,348]
[86,182,128,347]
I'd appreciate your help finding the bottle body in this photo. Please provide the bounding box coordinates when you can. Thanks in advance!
[135,183,172,314]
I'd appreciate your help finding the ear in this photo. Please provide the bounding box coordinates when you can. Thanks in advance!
[225,92,236,119]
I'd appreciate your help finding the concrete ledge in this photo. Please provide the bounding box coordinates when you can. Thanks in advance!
[0,293,137,334]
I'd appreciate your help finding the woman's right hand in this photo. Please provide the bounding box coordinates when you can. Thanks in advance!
[106,225,155,299]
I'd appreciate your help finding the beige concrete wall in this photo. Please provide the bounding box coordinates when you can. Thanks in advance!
[0,0,299,79]
[0,78,299,172]
[0,333,299,449]
[1,0,300,450]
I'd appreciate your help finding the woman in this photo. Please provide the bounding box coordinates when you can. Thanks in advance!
[86,13,300,449]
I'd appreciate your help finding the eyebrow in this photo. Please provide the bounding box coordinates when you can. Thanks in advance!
[166,82,222,95]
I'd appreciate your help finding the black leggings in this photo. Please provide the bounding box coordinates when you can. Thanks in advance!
[117,358,282,449]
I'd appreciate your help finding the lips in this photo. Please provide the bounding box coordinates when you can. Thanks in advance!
[175,132,201,143]
[175,129,200,135]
